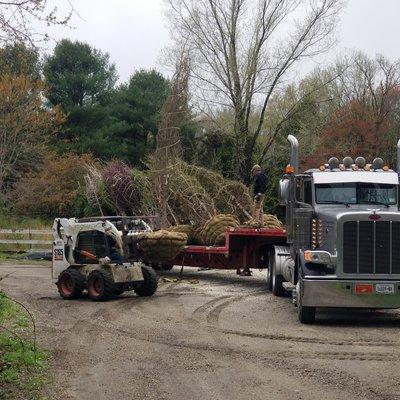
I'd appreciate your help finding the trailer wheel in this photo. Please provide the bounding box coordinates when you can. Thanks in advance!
[134,265,158,297]
[57,269,85,300]
[271,256,285,297]
[87,270,115,301]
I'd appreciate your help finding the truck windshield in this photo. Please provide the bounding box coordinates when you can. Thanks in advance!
[315,183,397,205]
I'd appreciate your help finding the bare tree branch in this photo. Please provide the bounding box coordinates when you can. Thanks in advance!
[164,0,345,182]
[0,0,74,46]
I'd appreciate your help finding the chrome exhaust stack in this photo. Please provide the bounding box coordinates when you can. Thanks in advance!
[287,135,299,173]
[397,139,400,173]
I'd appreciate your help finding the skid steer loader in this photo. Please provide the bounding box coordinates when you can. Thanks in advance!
[52,217,158,301]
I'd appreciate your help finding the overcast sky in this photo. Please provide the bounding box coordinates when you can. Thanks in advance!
[43,0,400,83]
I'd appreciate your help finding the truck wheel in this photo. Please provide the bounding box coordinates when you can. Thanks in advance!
[266,252,273,291]
[297,279,316,324]
[266,267,272,291]
[57,269,85,300]
[298,303,316,324]
[271,261,285,297]
[134,265,158,297]
[87,270,115,301]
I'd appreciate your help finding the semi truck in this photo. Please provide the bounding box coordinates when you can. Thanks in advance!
[171,135,400,323]
[274,135,400,322]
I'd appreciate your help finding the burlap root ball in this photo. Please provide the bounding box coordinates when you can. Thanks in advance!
[242,214,283,229]
[168,225,194,236]
[200,214,240,245]
[138,230,187,262]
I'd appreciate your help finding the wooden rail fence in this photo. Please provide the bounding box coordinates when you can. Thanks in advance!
[0,229,52,252]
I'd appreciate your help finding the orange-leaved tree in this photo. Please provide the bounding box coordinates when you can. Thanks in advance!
[304,54,400,168]
[0,74,64,191]
[11,153,98,217]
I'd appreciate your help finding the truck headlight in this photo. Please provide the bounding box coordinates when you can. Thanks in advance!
[304,250,334,265]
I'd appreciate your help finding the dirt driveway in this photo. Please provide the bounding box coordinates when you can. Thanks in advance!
[1,263,400,400]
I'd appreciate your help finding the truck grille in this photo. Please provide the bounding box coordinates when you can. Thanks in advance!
[343,221,400,274]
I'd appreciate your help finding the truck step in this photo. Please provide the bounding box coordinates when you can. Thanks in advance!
[282,282,295,292]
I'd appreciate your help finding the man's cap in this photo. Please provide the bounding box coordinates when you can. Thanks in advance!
[251,164,261,174]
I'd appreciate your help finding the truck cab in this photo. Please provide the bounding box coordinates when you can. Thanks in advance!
[273,135,400,323]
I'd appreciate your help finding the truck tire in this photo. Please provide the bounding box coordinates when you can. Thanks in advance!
[266,252,273,291]
[87,270,115,301]
[298,303,316,324]
[57,269,85,300]
[297,278,316,324]
[271,260,285,297]
[134,265,158,297]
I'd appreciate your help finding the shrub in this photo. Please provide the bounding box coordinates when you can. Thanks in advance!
[10,153,97,218]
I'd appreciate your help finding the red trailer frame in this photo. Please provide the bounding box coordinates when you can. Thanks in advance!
[173,227,287,270]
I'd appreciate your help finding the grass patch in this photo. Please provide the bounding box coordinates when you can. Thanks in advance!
[0,291,48,400]
[0,216,51,230]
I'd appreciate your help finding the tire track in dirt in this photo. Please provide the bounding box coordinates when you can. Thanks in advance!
[221,329,399,347]
[77,312,400,363]
[190,295,232,323]
[31,286,400,351]
[205,292,266,324]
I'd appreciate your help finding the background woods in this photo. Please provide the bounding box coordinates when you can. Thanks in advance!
[1,1,400,221]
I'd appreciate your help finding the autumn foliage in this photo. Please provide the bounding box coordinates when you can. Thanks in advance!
[305,87,400,169]
[11,153,97,216]
[0,74,64,190]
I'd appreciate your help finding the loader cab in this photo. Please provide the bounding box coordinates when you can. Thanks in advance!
[74,230,123,264]
[74,230,109,264]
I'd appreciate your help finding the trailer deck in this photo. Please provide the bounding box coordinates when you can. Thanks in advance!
[173,227,287,270]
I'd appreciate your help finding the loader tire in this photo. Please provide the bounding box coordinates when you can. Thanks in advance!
[57,269,85,300]
[87,270,115,301]
[135,265,158,297]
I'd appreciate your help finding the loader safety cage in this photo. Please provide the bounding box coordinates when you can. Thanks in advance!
[173,227,287,270]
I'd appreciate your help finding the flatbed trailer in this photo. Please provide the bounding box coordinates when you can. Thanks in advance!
[173,227,287,270]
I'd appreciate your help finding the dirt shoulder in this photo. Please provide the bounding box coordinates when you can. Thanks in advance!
[1,263,400,400]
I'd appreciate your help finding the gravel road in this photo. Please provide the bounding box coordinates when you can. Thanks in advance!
[1,263,400,400]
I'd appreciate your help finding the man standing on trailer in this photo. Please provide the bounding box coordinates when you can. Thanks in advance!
[252,164,267,225]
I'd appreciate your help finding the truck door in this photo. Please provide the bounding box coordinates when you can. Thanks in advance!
[293,176,313,253]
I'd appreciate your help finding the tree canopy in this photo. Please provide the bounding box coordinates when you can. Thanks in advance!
[0,43,40,79]
[44,39,118,110]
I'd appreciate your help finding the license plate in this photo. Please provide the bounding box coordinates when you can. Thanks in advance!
[375,283,395,295]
